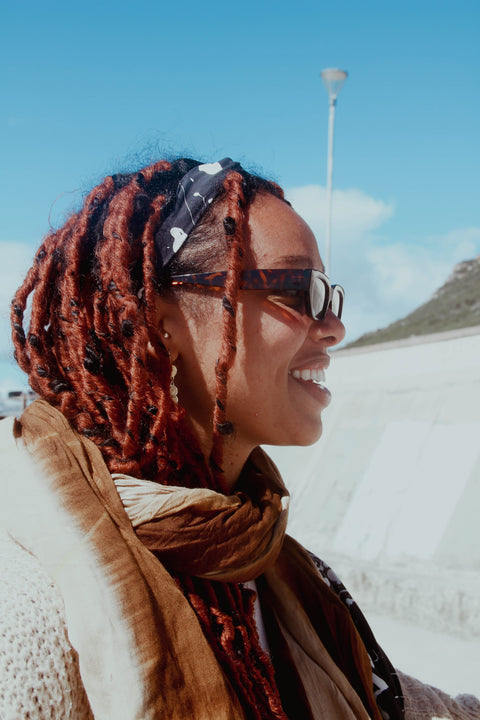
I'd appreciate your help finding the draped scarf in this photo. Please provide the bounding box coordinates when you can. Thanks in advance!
[0,400,403,720]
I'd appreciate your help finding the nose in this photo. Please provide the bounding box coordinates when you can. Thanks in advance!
[308,309,346,347]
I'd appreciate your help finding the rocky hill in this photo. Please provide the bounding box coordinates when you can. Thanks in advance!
[347,255,480,348]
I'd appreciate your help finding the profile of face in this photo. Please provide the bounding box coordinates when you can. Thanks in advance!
[159,194,345,468]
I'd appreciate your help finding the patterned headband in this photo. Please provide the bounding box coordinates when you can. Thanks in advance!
[154,157,242,269]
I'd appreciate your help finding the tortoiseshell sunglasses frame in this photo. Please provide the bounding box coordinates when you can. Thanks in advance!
[170,268,344,322]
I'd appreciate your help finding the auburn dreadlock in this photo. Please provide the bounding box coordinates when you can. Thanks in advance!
[11,157,290,719]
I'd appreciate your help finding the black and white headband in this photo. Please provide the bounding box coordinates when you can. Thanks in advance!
[154,157,242,269]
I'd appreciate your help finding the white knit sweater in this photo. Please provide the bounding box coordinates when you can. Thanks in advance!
[0,531,93,720]
[1,530,480,720]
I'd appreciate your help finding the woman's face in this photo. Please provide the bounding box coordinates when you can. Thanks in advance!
[165,193,345,462]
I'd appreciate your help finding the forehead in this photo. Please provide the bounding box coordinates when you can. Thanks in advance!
[246,194,324,271]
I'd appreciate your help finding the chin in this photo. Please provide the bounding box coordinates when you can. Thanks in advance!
[274,419,324,448]
[298,424,324,447]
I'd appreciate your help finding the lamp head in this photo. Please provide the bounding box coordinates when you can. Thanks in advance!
[320,68,348,101]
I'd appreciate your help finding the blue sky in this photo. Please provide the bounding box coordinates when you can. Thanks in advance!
[1,0,479,387]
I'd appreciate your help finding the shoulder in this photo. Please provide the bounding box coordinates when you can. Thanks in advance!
[398,671,480,720]
[0,531,93,720]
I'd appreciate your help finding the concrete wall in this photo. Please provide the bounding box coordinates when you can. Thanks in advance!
[266,326,480,635]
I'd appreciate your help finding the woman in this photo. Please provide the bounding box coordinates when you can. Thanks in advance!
[0,157,478,719]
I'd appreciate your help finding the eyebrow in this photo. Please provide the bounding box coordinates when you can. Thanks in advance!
[271,255,324,271]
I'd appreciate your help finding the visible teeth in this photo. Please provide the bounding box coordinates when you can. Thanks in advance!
[291,368,326,384]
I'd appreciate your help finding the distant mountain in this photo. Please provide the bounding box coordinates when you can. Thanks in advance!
[347,255,480,348]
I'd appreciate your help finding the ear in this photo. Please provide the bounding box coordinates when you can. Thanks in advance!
[157,328,179,363]
[150,296,183,363]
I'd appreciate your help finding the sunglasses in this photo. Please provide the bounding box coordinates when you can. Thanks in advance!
[170,268,344,322]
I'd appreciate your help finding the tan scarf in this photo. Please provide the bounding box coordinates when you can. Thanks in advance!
[1,400,382,720]
[114,454,289,583]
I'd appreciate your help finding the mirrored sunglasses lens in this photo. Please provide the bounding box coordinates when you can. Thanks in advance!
[311,274,328,319]
[330,287,344,319]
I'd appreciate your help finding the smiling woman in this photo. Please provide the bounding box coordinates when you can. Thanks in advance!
[0,157,478,720]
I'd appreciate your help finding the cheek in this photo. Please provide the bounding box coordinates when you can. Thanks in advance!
[238,299,306,358]
[235,305,304,392]
[176,299,224,400]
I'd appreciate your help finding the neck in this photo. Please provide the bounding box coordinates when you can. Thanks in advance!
[188,417,255,493]
[220,438,256,492]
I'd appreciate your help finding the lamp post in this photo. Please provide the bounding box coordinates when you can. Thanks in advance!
[320,67,348,276]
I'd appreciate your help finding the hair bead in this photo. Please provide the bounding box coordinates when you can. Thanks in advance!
[121,319,134,338]
[216,421,234,435]
[223,216,236,235]
[222,296,235,317]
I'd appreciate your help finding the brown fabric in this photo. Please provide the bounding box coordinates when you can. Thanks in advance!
[257,579,315,720]
[13,401,243,720]
[264,538,383,720]
[13,399,382,720]
[135,451,288,583]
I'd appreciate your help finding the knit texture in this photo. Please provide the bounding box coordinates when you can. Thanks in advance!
[0,531,93,720]
[398,671,480,720]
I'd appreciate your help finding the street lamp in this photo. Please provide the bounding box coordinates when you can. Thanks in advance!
[320,67,348,276]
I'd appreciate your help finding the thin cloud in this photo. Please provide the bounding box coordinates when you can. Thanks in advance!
[368,227,480,306]
[286,185,394,243]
